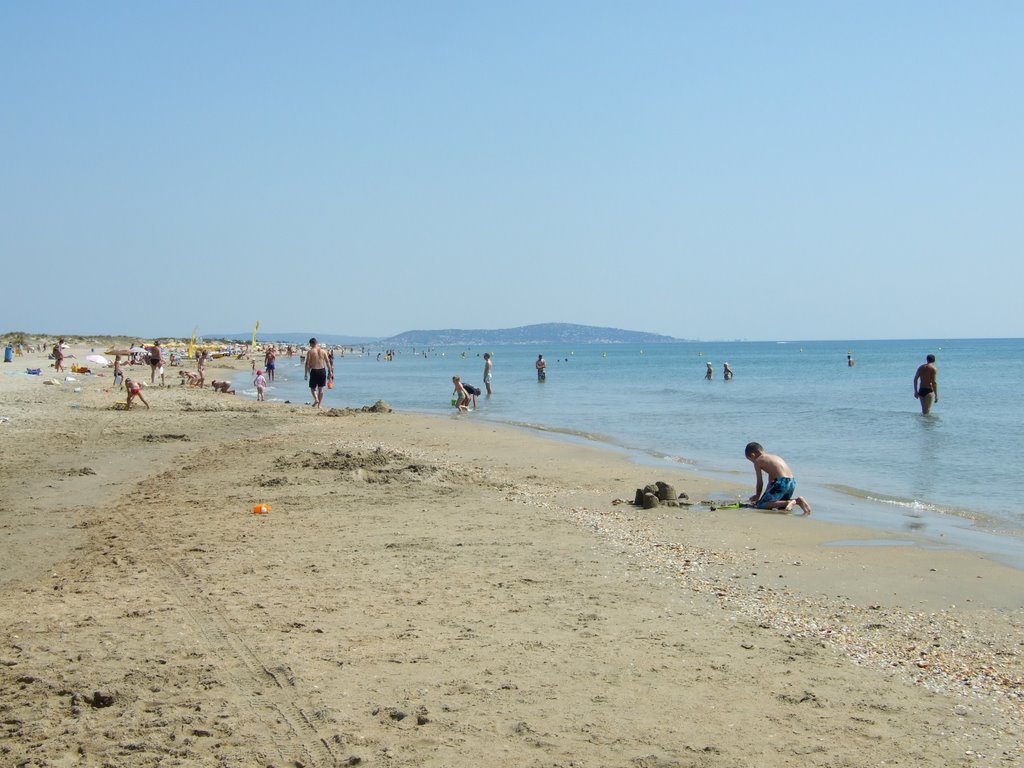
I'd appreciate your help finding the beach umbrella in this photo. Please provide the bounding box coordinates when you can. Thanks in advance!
[86,354,110,366]
[130,346,149,355]
[105,348,131,356]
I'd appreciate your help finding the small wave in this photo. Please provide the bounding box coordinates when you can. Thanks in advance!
[500,419,617,446]
[826,483,990,525]
[866,496,943,514]
[637,450,697,467]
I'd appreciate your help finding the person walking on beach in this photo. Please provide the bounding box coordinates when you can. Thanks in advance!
[197,350,207,388]
[304,337,333,408]
[52,339,65,372]
[913,354,939,415]
[113,355,124,389]
[744,442,812,515]
[483,352,493,395]
[536,354,546,381]
[148,341,164,386]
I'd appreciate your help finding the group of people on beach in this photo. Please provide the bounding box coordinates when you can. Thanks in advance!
[104,338,939,518]
[121,342,238,408]
[142,337,340,409]
[449,352,494,411]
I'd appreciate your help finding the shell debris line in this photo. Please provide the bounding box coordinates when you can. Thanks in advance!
[286,431,1024,732]
[560,501,1024,730]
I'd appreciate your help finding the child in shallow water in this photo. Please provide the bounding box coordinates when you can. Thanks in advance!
[452,376,470,411]
[254,369,267,401]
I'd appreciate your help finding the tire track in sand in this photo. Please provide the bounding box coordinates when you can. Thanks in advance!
[140,527,339,767]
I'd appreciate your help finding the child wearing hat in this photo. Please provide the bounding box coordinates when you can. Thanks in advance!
[254,369,267,401]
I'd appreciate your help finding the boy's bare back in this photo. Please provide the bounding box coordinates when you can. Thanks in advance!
[755,452,793,480]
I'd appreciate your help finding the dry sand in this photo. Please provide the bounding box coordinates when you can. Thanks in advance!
[1,341,1023,767]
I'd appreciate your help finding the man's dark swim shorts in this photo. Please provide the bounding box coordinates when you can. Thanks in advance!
[308,367,328,389]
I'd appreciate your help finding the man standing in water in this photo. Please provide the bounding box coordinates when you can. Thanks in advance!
[304,337,333,408]
[483,352,493,395]
[913,354,939,414]
[265,346,276,382]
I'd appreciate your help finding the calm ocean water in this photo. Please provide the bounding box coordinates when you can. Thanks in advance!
[235,339,1024,568]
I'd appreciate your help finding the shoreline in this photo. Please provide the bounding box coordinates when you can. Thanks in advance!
[2,341,1023,765]
[480,420,1024,571]
[216,346,1024,573]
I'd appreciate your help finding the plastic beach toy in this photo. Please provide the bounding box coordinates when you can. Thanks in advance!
[252,503,272,515]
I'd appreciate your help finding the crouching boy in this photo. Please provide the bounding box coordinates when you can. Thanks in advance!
[744,442,811,515]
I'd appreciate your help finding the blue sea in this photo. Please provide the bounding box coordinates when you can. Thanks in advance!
[234,339,1024,569]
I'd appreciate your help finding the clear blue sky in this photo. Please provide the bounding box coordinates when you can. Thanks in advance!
[2,2,1021,341]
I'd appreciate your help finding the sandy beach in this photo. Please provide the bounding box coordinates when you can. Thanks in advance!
[2,340,1022,767]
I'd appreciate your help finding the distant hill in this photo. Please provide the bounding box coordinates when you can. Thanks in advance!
[213,323,680,347]
[382,323,681,346]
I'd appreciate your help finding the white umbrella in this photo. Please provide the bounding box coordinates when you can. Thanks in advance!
[130,346,149,356]
[86,354,110,366]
